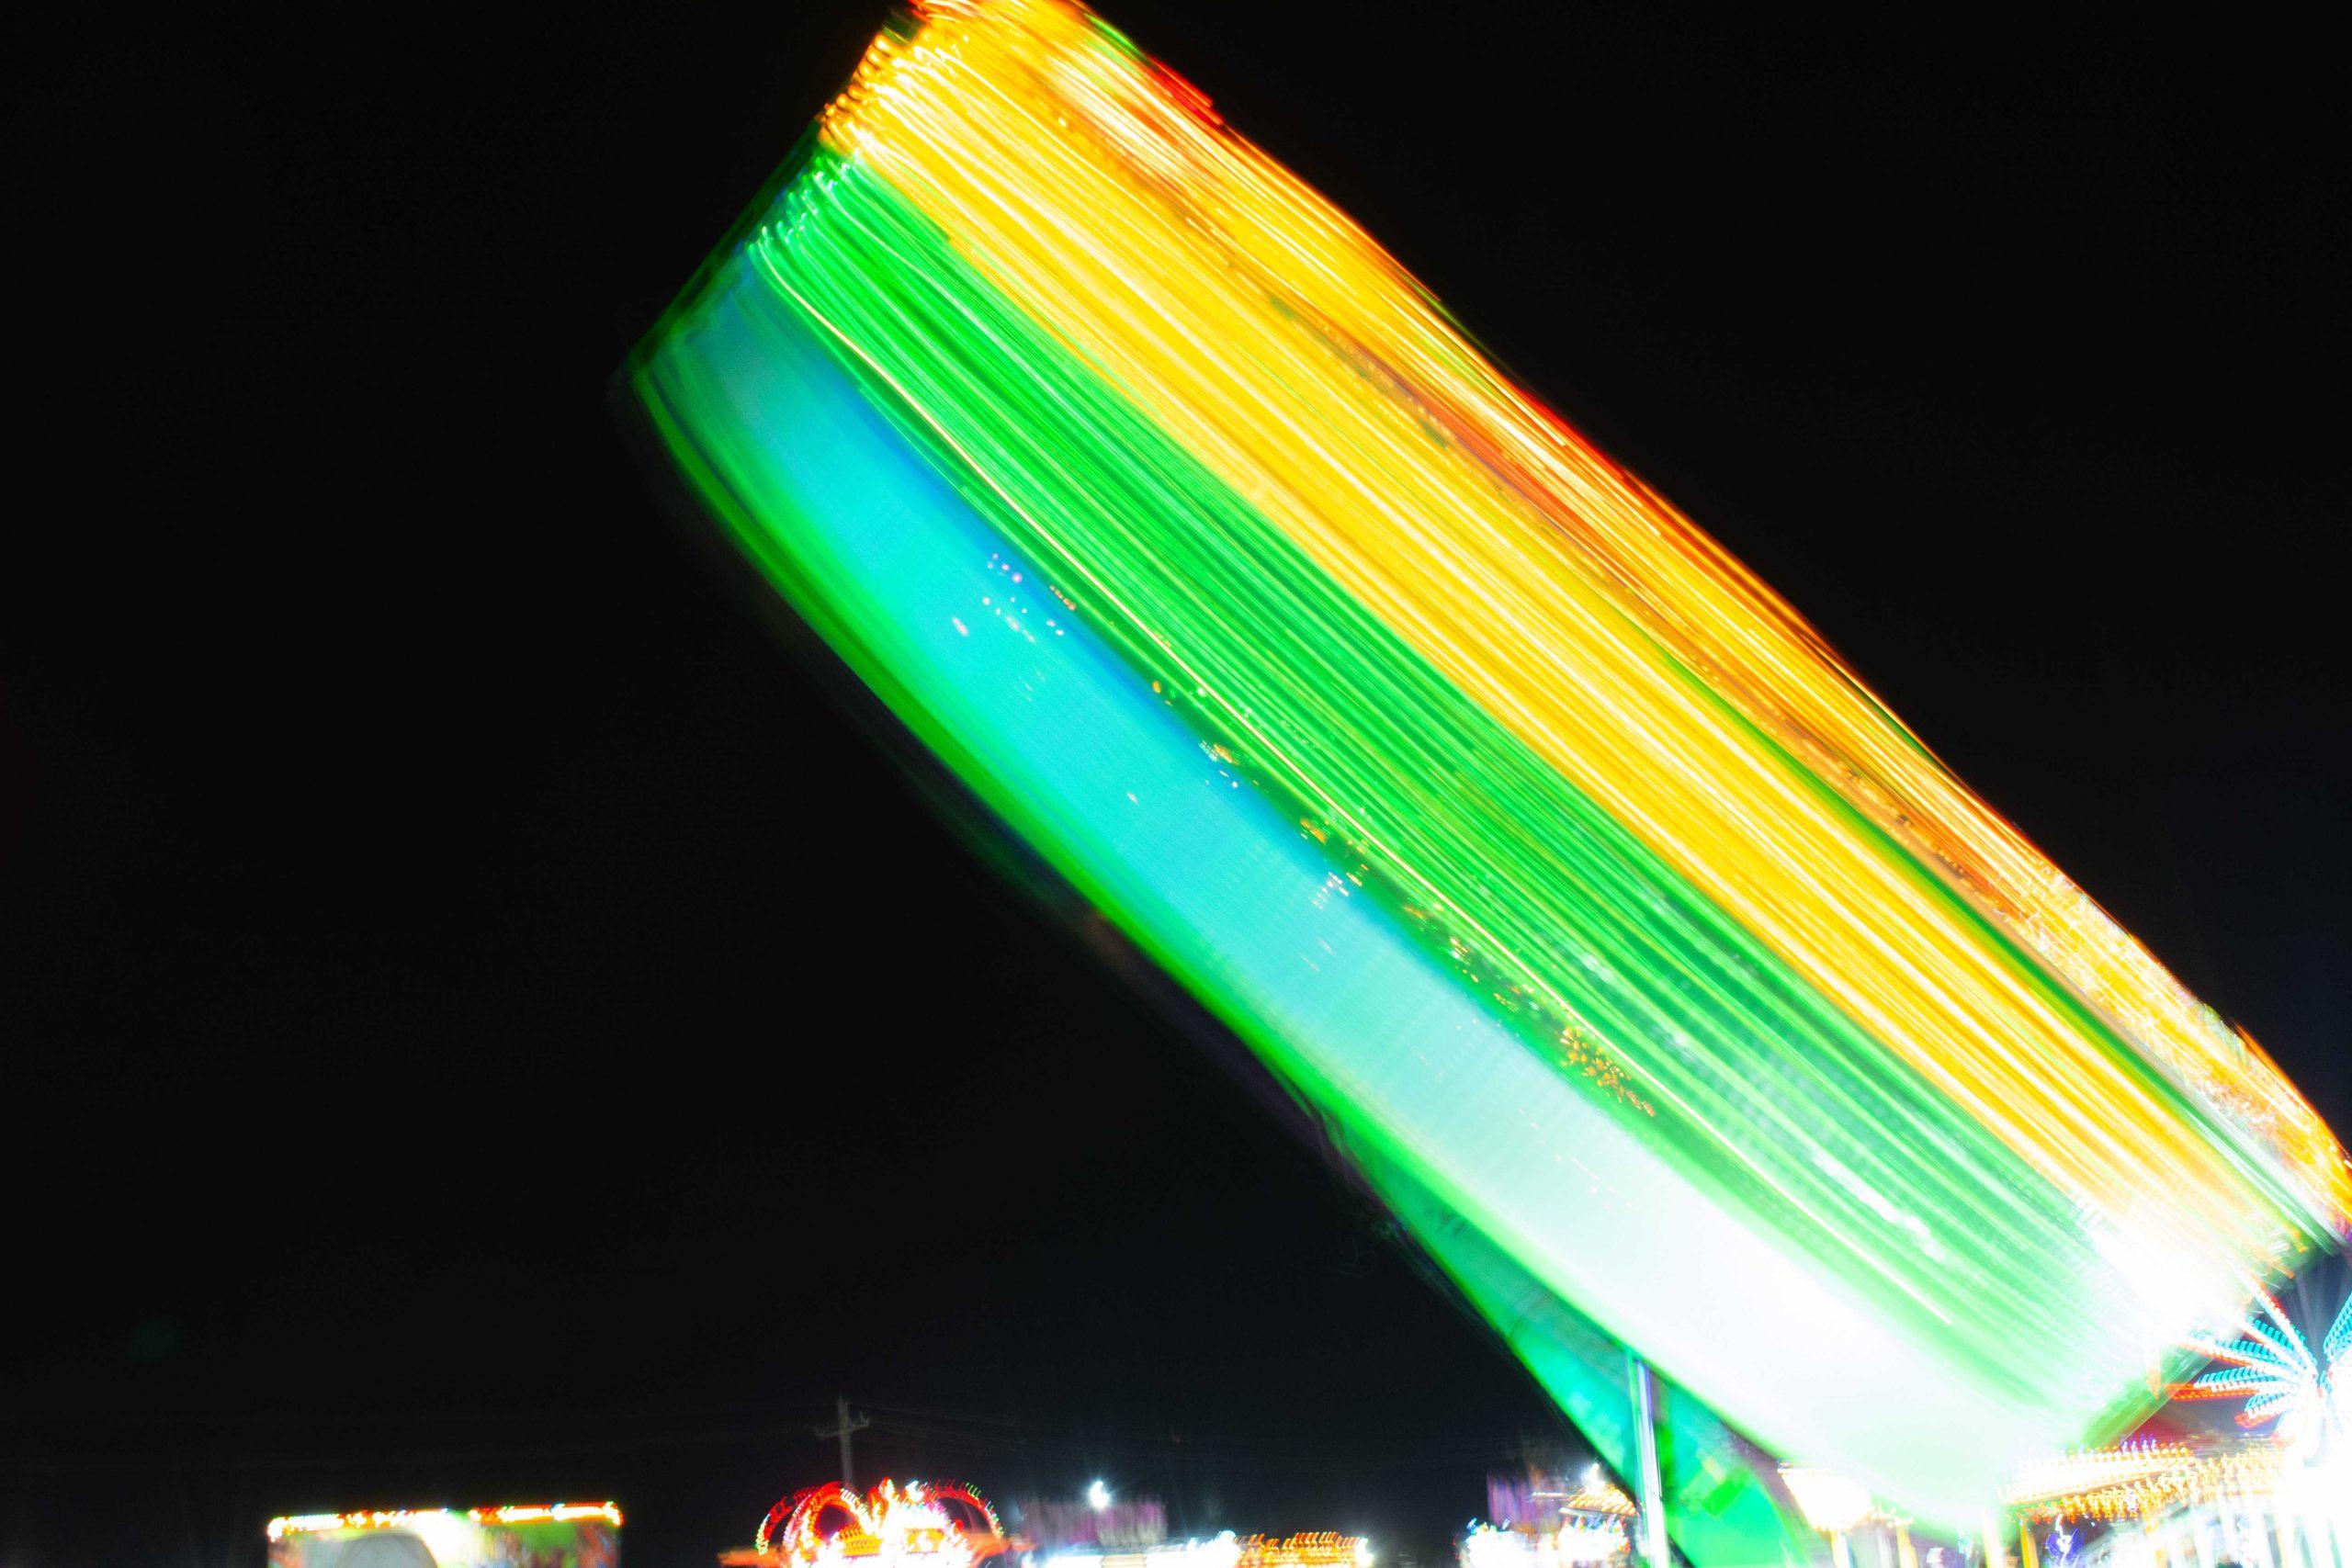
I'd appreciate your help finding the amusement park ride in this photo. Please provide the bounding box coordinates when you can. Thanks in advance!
[1991,1283,2352,1568]
[719,1482,1373,1568]
[721,1482,1016,1568]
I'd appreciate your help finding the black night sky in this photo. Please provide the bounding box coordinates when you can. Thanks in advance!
[4,4,2344,1566]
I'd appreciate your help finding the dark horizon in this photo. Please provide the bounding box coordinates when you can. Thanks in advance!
[6,2,2344,1564]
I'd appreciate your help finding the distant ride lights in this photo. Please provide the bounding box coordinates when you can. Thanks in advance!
[1463,1475,1638,1568]
[1044,1532,1374,1568]
[741,1481,1013,1568]
[2177,1282,2352,1459]
[724,1483,1368,1568]
[2003,1439,2351,1568]
[265,1502,622,1566]
[1461,1522,1629,1568]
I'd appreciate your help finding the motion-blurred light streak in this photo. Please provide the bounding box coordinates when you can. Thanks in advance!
[627,0,2348,1533]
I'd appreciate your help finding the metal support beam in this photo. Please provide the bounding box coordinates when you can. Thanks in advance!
[1627,1352,1669,1568]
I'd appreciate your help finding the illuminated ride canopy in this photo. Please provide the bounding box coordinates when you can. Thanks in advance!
[724,1481,1012,1568]
[627,0,2350,1537]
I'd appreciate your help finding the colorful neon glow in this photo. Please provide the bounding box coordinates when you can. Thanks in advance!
[1238,1537,1372,1568]
[266,1503,621,1567]
[2004,1435,2352,1568]
[1043,1529,1370,1568]
[1463,1519,1630,1568]
[628,0,2350,1529]
[741,1481,1011,1568]
[266,1504,624,1540]
[2006,1442,2227,1522]
[2178,1285,2352,1454]
[1043,1532,1249,1568]
[1464,1477,1638,1568]
[1551,1481,1638,1522]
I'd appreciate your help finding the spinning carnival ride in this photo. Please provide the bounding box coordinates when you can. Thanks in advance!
[723,1482,1014,1568]
[630,0,2352,1547]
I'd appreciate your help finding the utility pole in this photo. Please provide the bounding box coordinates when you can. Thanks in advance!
[815,1394,871,1491]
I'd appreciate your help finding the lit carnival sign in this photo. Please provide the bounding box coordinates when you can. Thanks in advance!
[267,1503,624,1541]
[266,1502,623,1568]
